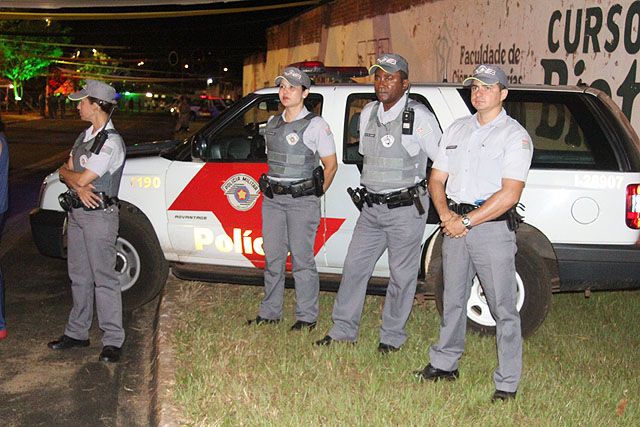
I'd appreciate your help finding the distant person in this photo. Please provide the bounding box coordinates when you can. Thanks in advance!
[128,99,134,113]
[248,66,337,330]
[315,54,441,353]
[0,119,8,340]
[47,80,126,363]
[38,92,46,117]
[414,64,533,402]
[47,94,57,119]
[59,95,66,118]
[175,96,191,133]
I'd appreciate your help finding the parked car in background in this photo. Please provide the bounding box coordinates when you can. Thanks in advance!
[170,95,230,121]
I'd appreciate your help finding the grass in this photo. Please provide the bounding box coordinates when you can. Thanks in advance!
[171,282,639,426]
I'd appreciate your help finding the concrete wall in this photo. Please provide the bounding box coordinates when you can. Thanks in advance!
[243,0,640,133]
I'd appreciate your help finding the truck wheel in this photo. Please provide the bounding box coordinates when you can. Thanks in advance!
[117,203,169,311]
[431,240,551,338]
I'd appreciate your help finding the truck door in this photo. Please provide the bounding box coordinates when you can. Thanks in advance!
[166,92,331,270]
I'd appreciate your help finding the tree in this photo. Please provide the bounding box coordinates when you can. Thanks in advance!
[0,20,68,109]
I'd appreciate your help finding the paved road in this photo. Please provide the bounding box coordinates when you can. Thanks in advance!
[0,112,186,426]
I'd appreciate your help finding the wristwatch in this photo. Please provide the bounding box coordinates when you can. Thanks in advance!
[461,214,473,230]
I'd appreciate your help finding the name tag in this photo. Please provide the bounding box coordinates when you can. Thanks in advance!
[445,145,457,149]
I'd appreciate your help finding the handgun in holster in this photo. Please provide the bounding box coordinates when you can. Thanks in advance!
[347,187,364,211]
[312,165,325,197]
[506,203,525,231]
[259,174,273,199]
[407,184,426,215]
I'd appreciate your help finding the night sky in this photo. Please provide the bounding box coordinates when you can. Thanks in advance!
[59,1,312,81]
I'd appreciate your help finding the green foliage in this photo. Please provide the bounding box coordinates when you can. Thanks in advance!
[170,282,639,426]
[0,20,68,99]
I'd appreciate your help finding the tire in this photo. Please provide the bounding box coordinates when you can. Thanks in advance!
[117,202,169,311]
[431,236,552,338]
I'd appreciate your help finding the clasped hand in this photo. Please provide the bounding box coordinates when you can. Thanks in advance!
[439,211,468,239]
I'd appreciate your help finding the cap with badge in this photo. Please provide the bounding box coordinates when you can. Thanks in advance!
[463,64,509,88]
[368,53,409,76]
[274,67,311,88]
[68,79,118,105]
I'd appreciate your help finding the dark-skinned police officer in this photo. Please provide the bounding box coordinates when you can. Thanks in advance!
[248,67,337,330]
[415,64,533,402]
[316,53,441,352]
[48,80,126,363]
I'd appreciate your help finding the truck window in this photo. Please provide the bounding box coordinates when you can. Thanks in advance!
[343,93,439,166]
[201,93,323,162]
[457,89,619,171]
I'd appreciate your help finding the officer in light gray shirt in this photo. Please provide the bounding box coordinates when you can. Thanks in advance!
[48,80,126,363]
[415,64,533,403]
[316,53,441,353]
[248,67,337,331]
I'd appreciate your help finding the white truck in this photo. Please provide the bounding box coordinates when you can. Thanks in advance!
[30,82,640,337]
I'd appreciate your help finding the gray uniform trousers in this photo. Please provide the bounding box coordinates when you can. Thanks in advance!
[259,193,321,322]
[64,206,124,347]
[328,193,428,347]
[429,221,522,392]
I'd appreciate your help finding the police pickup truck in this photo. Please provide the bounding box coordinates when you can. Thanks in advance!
[30,83,640,338]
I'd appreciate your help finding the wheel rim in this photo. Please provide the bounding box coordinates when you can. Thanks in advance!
[114,237,141,292]
[466,273,525,327]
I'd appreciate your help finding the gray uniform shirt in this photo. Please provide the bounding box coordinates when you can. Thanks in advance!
[73,120,126,178]
[432,109,533,204]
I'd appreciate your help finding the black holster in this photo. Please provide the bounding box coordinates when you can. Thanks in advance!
[506,203,525,231]
[312,166,325,197]
[347,187,369,211]
[259,174,273,199]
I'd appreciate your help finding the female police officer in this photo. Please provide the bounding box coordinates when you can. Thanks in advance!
[248,67,337,330]
[47,80,126,363]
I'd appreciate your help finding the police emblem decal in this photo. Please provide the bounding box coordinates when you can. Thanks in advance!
[286,132,299,145]
[381,134,395,147]
[221,174,261,211]
[79,154,89,167]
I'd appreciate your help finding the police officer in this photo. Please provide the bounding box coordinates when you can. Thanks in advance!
[415,64,533,402]
[48,80,126,363]
[248,67,337,330]
[316,53,441,352]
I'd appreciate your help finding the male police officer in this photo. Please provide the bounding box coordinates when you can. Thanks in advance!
[48,80,126,363]
[316,54,441,352]
[415,64,533,402]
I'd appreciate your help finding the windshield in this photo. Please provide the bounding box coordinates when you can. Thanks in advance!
[163,94,261,162]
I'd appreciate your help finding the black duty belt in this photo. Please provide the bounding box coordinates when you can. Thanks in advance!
[271,178,315,195]
[347,180,427,214]
[447,200,509,222]
[366,189,412,205]
[79,192,118,211]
